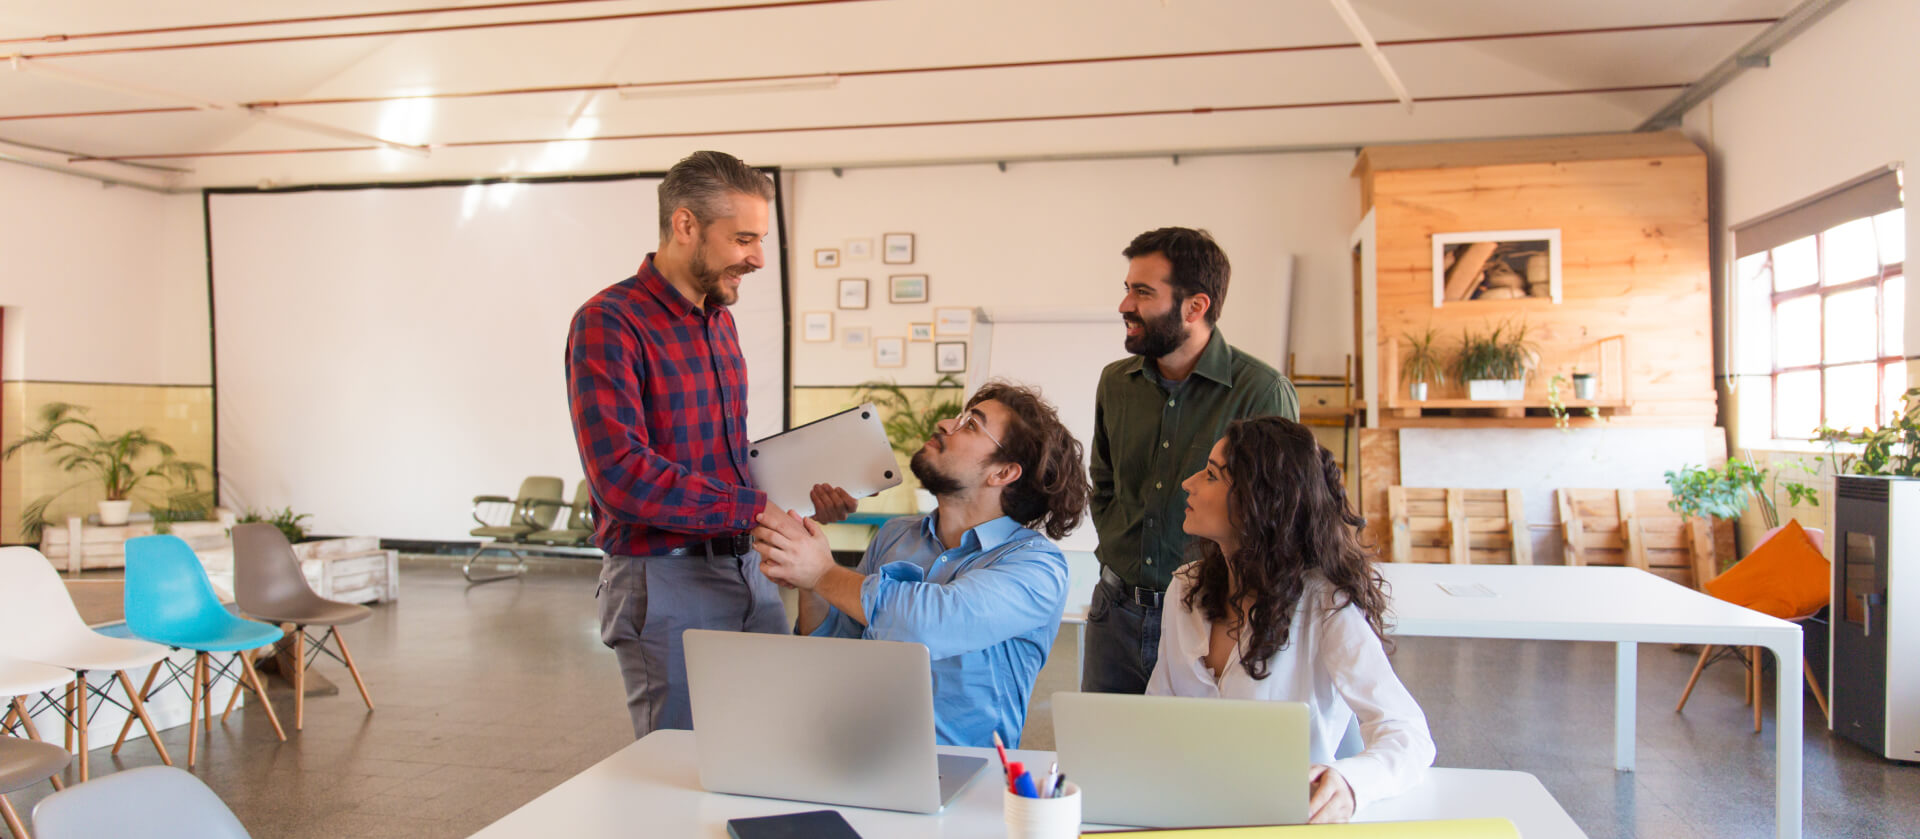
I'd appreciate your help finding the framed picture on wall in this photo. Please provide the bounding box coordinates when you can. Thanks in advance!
[814,248,840,268]
[934,341,967,373]
[802,311,833,343]
[883,232,915,264]
[837,277,869,309]
[909,322,933,342]
[1431,229,1562,305]
[889,274,929,304]
[842,326,870,349]
[874,336,906,368]
[934,306,971,336]
[845,238,873,261]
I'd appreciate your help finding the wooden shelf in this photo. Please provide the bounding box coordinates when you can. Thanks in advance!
[1383,399,1625,421]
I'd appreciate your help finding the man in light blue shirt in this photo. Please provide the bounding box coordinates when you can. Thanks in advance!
[753,381,1092,748]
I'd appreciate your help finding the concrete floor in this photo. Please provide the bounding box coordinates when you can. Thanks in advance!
[6,560,1916,838]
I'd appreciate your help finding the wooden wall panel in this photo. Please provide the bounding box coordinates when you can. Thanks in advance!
[1360,133,1716,427]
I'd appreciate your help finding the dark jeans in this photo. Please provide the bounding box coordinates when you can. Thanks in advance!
[597,550,788,739]
[1081,574,1163,694]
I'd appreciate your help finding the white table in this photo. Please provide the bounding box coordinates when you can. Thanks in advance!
[471,729,1587,838]
[1378,563,1804,839]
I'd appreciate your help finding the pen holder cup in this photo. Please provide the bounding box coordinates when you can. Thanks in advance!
[1004,781,1081,839]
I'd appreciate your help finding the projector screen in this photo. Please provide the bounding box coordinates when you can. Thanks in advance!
[208,175,788,541]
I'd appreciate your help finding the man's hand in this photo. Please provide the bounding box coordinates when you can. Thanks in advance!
[753,507,836,591]
[808,484,858,524]
[1306,764,1355,824]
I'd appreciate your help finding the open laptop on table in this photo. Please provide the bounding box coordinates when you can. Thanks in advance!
[1053,691,1310,828]
[684,629,989,814]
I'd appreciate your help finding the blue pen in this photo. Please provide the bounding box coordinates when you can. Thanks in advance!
[1012,770,1041,798]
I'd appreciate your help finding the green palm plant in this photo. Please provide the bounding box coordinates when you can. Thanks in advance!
[3,402,209,541]
[1400,327,1447,387]
[850,375,965,457]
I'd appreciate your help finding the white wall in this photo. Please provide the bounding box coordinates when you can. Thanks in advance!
[1683,0,1919,408]
[0,164,208,385]
[783,153,1361,388]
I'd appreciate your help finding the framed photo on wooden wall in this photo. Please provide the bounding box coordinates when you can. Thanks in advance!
[883,232,916,264]
[1432,229,1562,305]
[934,341,967,373]
[838,277,869,309]
[889,274,929,304]
[874,336,906,368]
[802,311,833,342]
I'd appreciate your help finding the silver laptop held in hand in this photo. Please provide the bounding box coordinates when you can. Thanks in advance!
[684,629,988,813]
[1053,691,1310,827]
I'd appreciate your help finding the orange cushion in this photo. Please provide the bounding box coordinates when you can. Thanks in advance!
[1703,519,1831,619]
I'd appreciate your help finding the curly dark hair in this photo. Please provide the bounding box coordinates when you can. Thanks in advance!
[967,381,1090,540]
[1179,416,1391,680]
[1121,227,1230,324]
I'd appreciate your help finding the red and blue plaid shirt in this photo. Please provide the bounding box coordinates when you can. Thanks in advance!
[566,254,765,556]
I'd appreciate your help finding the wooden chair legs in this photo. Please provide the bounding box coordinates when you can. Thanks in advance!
[112,661,163,757]
[1750,647,1764,733]
[335,630,375,713]
[1804,658,1831,724]
[1,793,28,839]
[1676,645,1714,712]
[8,697,63,792]
[1678,644,1827,733]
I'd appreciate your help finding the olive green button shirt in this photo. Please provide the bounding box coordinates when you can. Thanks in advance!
[1089,328,1298,591]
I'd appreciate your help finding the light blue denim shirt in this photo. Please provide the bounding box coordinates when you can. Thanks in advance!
[808,512,1069,748]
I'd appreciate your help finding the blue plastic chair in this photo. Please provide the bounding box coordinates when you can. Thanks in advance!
[119,535,287,768]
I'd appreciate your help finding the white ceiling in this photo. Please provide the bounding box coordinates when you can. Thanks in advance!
[0,0,1798,189]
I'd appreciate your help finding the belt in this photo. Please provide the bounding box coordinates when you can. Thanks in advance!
[1101,567,1166,609]
[660,532,755,557]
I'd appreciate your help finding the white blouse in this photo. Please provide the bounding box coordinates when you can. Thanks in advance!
[1146,569,1436,811]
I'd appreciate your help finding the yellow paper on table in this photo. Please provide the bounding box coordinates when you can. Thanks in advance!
[1082,818,1519,839]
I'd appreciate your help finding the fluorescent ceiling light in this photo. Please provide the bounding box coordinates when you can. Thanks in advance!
[247,107,431,157]
[616,74,839,100]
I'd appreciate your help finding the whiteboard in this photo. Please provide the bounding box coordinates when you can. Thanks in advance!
[208,177,787,541]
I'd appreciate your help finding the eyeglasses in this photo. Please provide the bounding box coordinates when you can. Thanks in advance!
[948,410,1003,449]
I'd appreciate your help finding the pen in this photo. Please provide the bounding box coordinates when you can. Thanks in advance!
[1012,770,1041,799]
[1052,772,1069,798]
[992,731,1012,782]
[1005,760,1026,794]
[1042,761,1058,797]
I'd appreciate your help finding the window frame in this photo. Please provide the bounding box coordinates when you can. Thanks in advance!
[1764,228,1904,440]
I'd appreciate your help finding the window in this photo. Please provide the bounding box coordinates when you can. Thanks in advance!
[1735,207,1905,439]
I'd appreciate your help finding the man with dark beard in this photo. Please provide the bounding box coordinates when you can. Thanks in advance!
[567,150,854,739]
[1084,227,1297,695]
[752,382,1090,748]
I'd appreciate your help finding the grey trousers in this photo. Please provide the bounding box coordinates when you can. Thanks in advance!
[597,549,788,739]
[1080,574,1163,694]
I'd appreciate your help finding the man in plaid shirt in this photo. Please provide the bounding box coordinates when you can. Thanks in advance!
[567,150,852,738]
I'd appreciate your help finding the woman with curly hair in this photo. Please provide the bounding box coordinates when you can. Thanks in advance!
[1146,416,1434,823]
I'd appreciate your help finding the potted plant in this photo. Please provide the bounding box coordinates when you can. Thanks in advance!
[1571,370,1598,400]
[851,375,965,511]
[1664,458,1820,571]
[3,402,208,540]
[1454,320,1537,401]
[1400,327,1446,402]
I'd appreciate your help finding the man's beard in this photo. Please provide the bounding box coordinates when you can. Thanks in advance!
[909,446,965,497]
[689,246,745,307]
[1123,301,1189,358]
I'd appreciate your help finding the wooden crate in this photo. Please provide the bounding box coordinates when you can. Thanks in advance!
[1556,489,1731,589]
[1386,487,1529,565]
[293,537,398,604]
[41,516,231,573]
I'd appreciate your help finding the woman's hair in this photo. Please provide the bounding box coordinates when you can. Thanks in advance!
[1179,416,1390,680]
[967,381,1090,540]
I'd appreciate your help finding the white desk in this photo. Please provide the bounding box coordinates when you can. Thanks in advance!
[471,730,1587,838]
[1378,563,1804,839]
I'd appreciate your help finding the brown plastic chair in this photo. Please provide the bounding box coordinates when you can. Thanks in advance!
[0,735,70,839]
[230,524,374,732]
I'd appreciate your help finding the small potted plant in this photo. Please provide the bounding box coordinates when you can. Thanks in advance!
[3,402,208,539]
[1400,327,1446,402]
[1664,457,1820,571]
[1454,320,1537,401]
[1571,369,1597,400]
[852,375,965,511]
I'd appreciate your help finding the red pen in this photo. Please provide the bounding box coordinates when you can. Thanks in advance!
[992,731,1013,783]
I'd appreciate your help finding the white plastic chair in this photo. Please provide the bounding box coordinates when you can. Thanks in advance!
[33,765,250,839]
[0,547,175,780]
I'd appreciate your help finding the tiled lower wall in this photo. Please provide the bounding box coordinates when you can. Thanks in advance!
[0,381,214,544]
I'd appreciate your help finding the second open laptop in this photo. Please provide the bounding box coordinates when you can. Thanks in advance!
[683,629,989,814]
[1052,691,1311,828]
